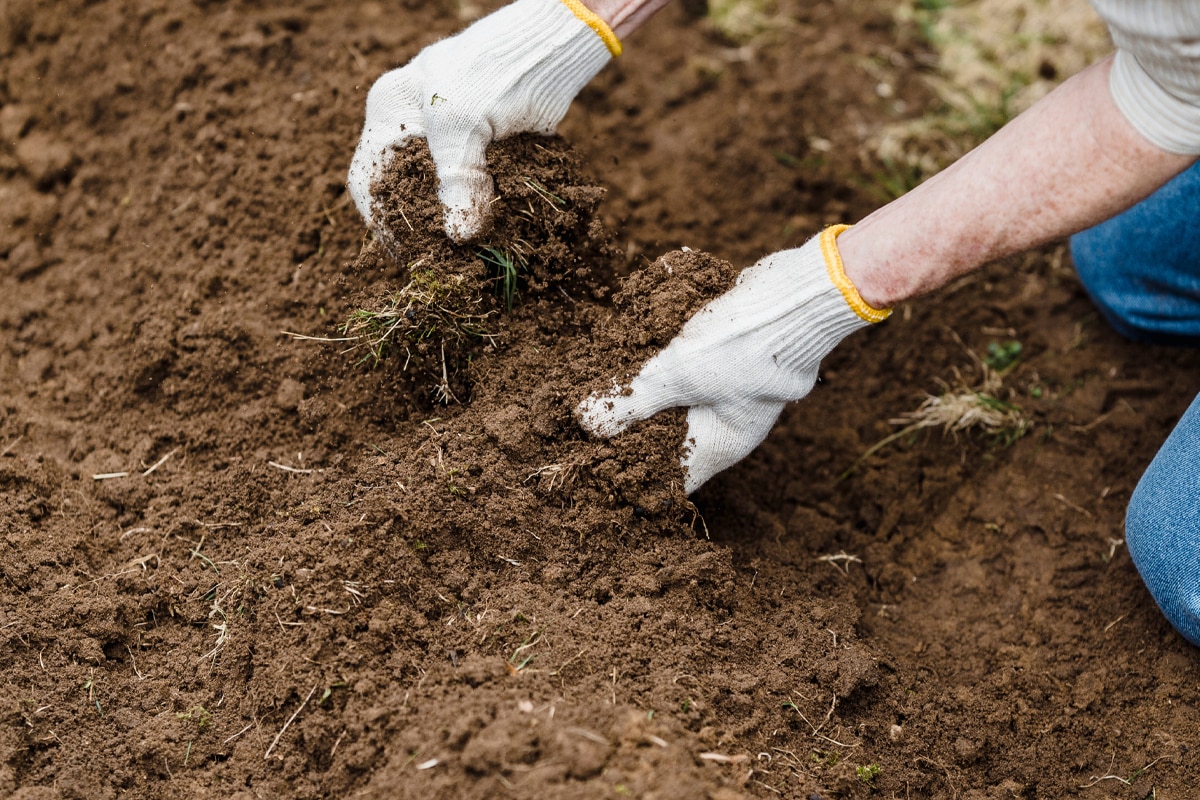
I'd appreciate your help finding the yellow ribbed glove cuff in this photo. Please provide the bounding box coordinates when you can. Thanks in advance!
[821,224,891,324]
[557,0,622,56]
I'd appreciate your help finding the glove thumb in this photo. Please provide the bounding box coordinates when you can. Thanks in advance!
[577,363,686,438]
[682,400,786,494]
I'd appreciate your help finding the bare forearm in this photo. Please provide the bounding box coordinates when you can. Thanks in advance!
[583,0,670,38]
[839,56,1196,308]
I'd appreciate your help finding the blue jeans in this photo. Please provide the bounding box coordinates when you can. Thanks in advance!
[1070,161,1200,646]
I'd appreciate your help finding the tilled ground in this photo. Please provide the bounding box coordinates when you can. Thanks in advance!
[2,1,1199,798]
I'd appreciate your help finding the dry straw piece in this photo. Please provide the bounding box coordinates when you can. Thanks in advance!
[892,366,1027,435]
[841,362,1030,481]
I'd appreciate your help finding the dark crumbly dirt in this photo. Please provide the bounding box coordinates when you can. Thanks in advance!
[3,1,1200,799]
[352,133,738,517]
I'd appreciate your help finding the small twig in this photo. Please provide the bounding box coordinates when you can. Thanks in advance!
[128,554,159,571]
[196,520,243,529]
[281,330,357,343]
[223,721,255,745]
[92,472,130,481]
[550,648,587,677]
[268,461,316,474]
[819,694,838,728]
[305,606,347,615]
[816,552,862,576]
[839,422,922,481]
[264,685,319,760]
[275,611,305,630]
[142,448,179,476]
[120,527,152,541]
[567,727,609,746]
[699,752,750,764]
[1104,537,1125,563]
[343,581,366,603]
[1069,399,1135,433]
[1052,492,1092,518]
[525,463,564,486]
[785,695,857,748]
[346,43,368,71]
[687,500,710,539]
[1079,755,1166,788]
[0,435,22,458]
[126,645,146,680]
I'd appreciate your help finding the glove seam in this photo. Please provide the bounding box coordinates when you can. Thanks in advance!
[557,0,623,57]
[821,224,891,324]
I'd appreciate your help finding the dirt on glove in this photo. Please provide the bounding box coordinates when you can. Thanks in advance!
[4,1,1200,799]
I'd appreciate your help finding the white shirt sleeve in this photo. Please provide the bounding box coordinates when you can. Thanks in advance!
[1090,0,1200,155]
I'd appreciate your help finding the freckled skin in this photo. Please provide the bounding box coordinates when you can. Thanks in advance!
[586,0,671,37]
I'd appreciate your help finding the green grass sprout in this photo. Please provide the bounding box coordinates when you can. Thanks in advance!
[477,246,527,312]
[984,339,1023,371]
[856,763,882,783]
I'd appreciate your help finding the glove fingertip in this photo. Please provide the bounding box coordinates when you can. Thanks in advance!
[438,171,494,243]
[682,462,711,496]
[576,392,631,438]
[347,148,384,228]
[680,401,785,495]
[352,69,428,227]
[443,205,490,243]
[679,426,725,496]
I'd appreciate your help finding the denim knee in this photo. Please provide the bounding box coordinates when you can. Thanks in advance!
[1070,245,1158,343]
[1124,393,1200,647]
[1070,161,1200,347]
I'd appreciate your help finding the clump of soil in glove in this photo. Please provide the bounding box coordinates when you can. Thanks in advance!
[351,133,739,523]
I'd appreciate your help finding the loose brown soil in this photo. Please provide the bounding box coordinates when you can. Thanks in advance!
[3,2,1199,799]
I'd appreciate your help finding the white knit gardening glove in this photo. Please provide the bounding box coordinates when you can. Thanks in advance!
[578,225,891,494]
[348,0,620,242]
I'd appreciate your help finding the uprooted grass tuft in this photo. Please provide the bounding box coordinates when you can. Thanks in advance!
[894,366,1028,438]
[841,363,1031,480]
[506,630,541,674]
[867,0,1109,192]
[333,267,499,403]
[340,268,495,366]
